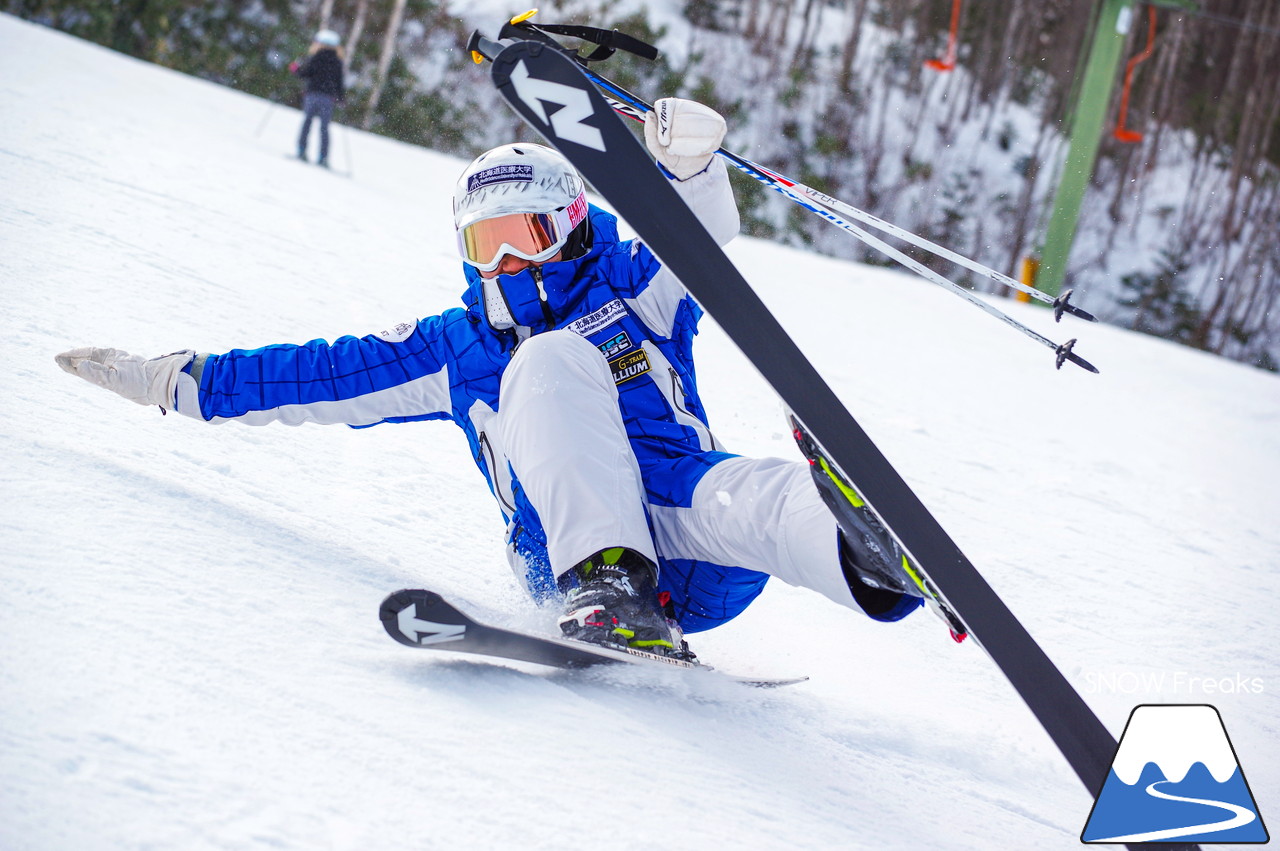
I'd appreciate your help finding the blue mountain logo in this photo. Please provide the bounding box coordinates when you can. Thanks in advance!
[1082,704,1269,844]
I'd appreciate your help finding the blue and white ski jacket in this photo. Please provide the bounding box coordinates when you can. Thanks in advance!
[177,161,770,631]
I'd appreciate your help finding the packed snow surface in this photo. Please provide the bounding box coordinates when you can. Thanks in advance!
[2,14,1276,850]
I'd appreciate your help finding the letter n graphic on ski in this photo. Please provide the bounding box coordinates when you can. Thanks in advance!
[492,42,611,164]
[1081,704,1269,844]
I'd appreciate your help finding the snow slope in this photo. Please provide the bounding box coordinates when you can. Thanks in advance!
[2,14,1277,850]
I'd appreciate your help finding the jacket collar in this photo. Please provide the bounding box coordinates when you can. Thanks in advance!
[462,205,618,336]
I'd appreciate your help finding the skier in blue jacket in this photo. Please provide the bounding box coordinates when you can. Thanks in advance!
[56,98,923,658]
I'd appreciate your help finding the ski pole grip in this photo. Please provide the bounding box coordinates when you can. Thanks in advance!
[467,31,509,63]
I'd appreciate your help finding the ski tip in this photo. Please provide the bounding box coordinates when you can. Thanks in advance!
[380,588,441,611]
[379,588,477,648]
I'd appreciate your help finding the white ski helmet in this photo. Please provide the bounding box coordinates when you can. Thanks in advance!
[314,29,341,47]
[453,143,586,231]
[453,144,591,270]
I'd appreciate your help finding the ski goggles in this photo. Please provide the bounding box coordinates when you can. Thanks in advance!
[457,194,589,272]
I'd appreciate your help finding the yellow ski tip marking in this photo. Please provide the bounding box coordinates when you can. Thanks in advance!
[510,9,538,24]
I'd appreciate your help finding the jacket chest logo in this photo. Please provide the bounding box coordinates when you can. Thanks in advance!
[598,330,632,358]
[564,298,626,338]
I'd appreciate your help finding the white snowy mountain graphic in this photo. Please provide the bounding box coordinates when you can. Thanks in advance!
[1082,704,1269,844]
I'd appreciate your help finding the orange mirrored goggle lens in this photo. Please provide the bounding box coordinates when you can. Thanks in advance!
[458,211,566,271]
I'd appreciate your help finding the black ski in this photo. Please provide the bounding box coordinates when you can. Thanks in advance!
[481,36,1179,847]
[379,589,806,688]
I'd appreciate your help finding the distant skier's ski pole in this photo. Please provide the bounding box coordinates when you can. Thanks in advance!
[254,100,277,138]
[340,121,354,177]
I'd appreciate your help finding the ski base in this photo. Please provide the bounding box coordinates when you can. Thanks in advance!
[379,589,807,688]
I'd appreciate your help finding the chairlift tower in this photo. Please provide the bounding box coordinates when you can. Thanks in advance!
[1038,0,1198,296]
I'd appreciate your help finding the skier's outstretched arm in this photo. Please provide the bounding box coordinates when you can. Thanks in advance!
[56,314,460,428]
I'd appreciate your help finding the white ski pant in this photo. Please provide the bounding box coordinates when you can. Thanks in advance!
[492,330,857,610]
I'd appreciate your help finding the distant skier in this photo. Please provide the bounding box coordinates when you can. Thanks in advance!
[55,98,925,658]
[289,29,345,167]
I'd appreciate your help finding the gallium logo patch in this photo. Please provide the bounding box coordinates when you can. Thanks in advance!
[467,164,533,193]
[609,349,650,384]
[598,331,632,358]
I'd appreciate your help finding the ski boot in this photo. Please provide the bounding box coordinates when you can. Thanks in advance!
[790,413,969,643]
[558,547,696,660]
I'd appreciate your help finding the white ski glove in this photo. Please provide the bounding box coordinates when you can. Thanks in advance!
[644,98,727,181]
[55,347,195,410]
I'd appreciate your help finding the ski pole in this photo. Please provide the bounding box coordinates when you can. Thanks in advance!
[584,68,1095,324]
[487,16,1095,323]
[580,79,1097,370]
[341,121,354,177]
[469,23,1099,372]
[701,127,1099,371]
[254,100,277,138]
[753,168,1099,372]
[735,157,1096,322]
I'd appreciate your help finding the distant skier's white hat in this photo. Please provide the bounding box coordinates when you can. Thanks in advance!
[314,30,341,47]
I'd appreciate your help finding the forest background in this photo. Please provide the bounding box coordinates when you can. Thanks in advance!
[9,0,1279,371]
